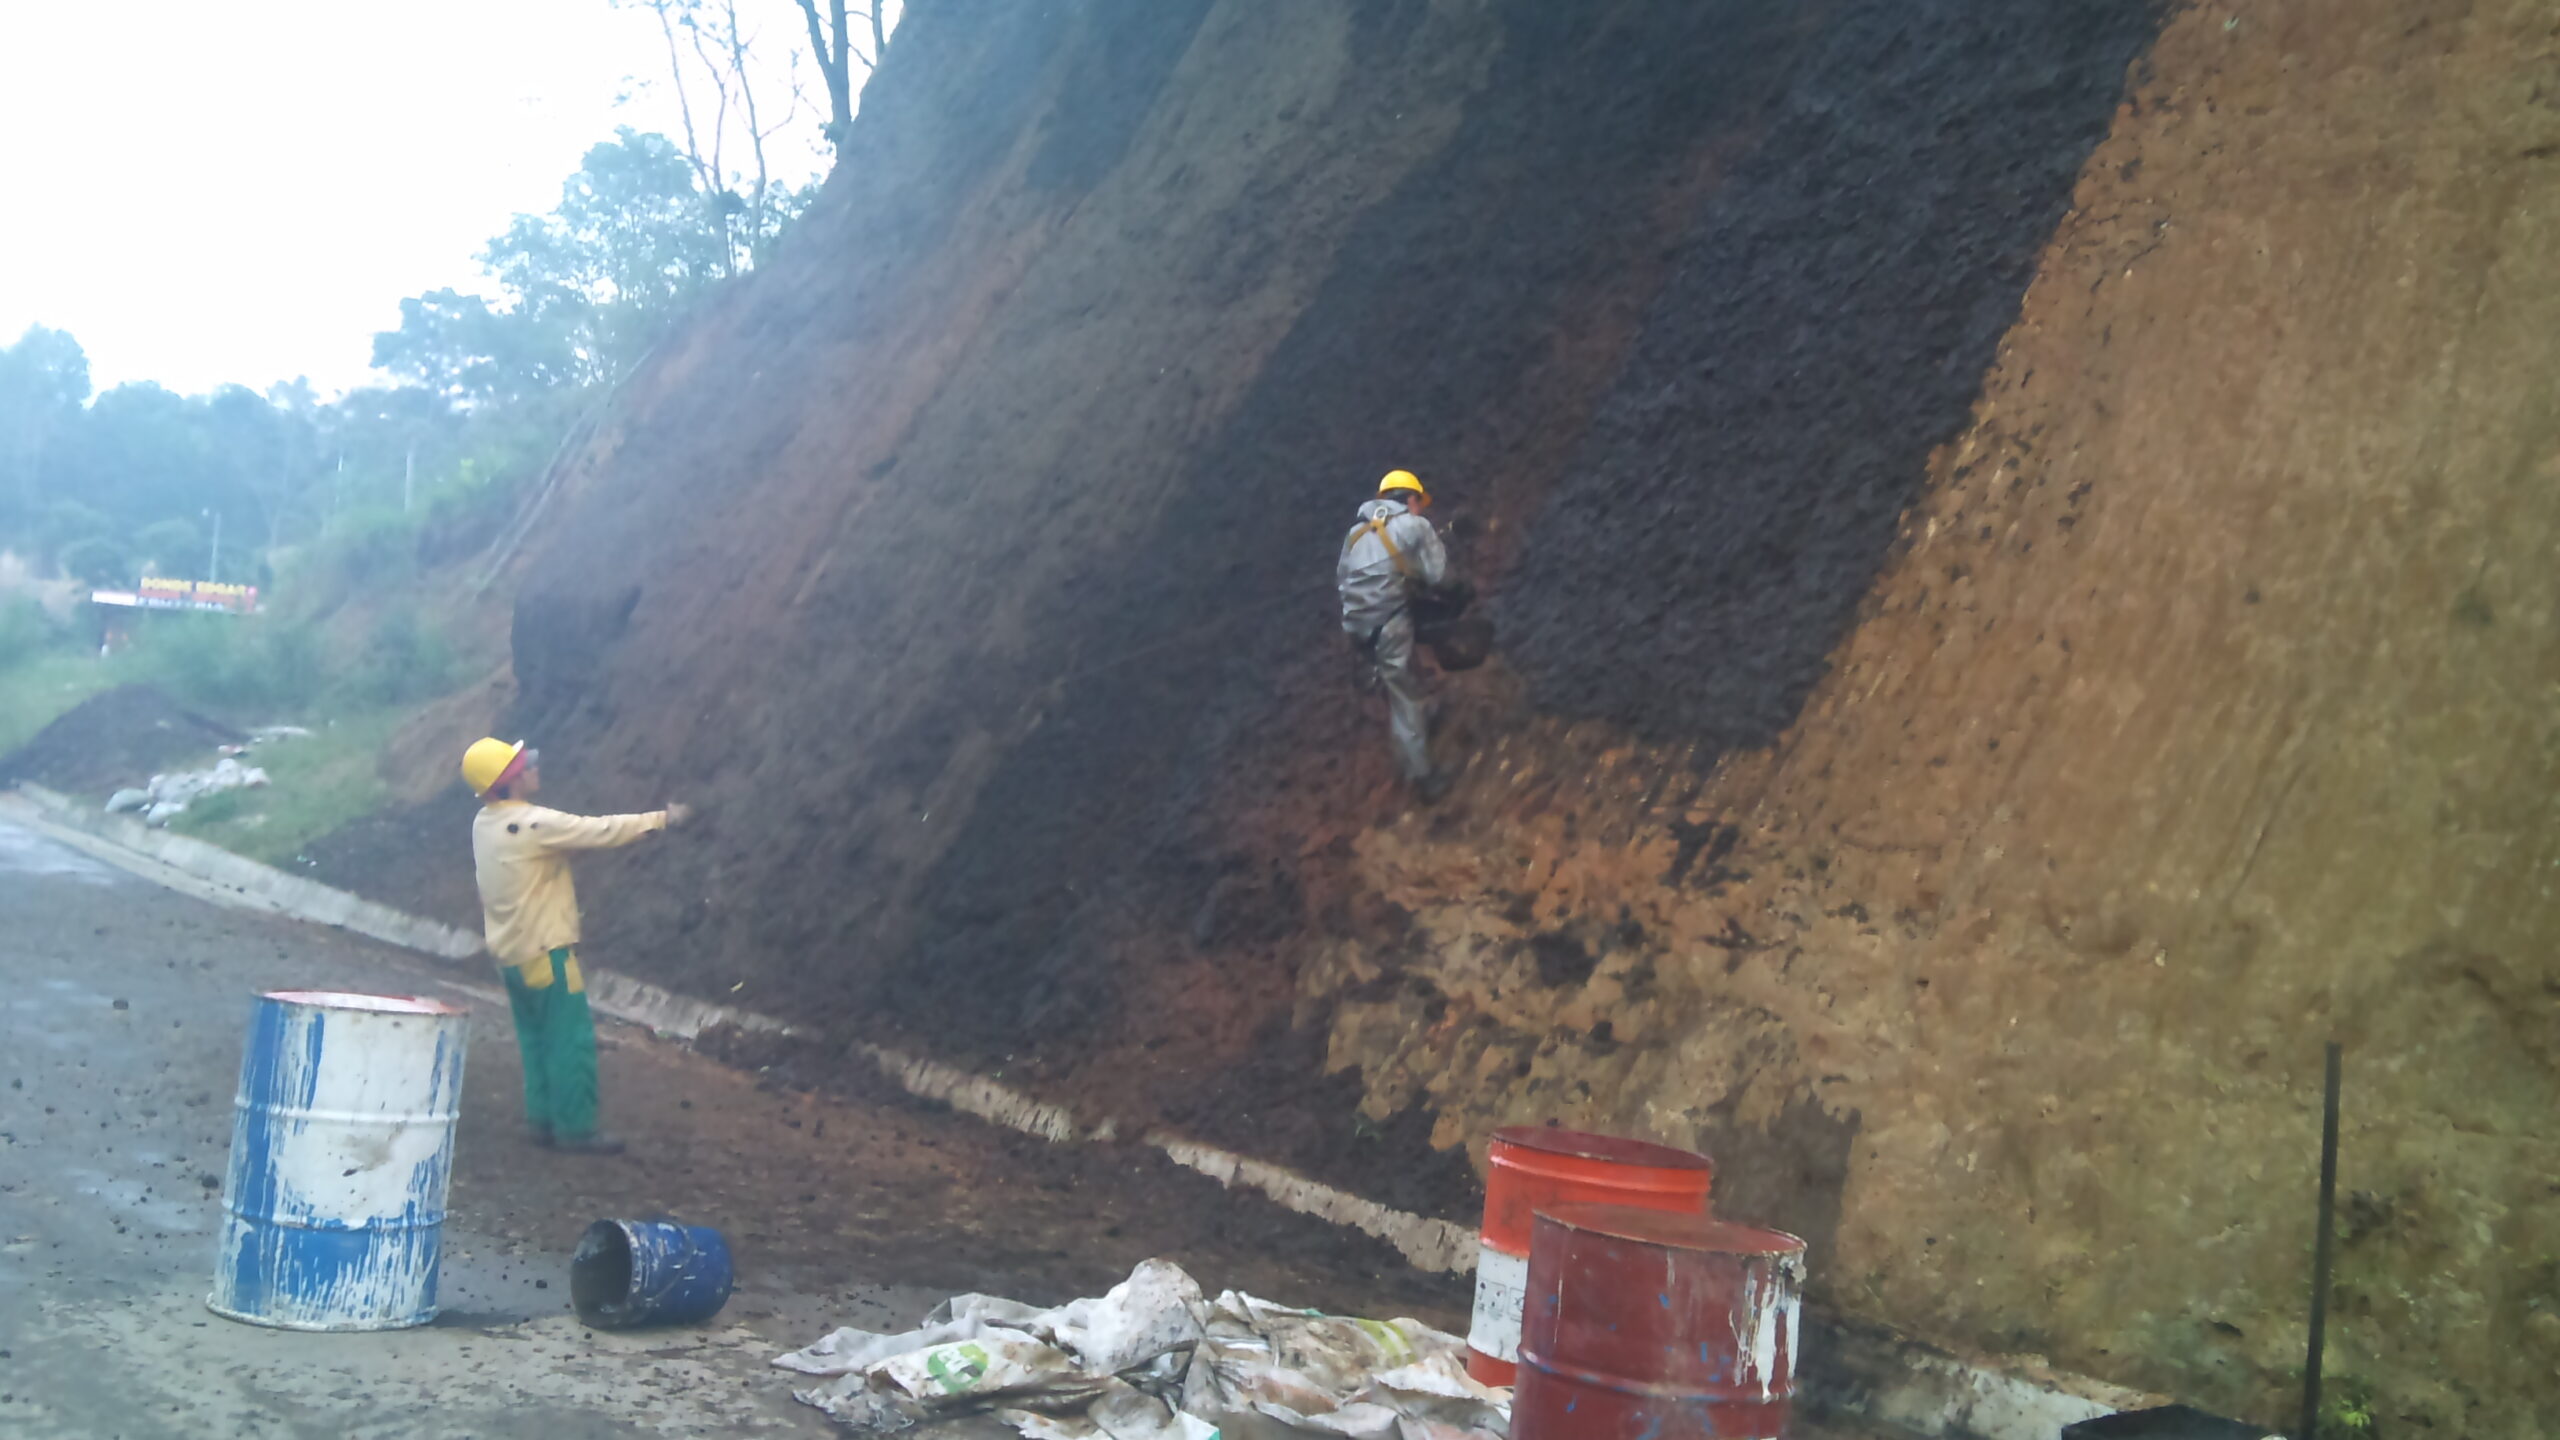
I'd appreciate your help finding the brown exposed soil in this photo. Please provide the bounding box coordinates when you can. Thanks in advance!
[470,1012,1469,1327]
[304,785,483,927]
[0,683,244,799]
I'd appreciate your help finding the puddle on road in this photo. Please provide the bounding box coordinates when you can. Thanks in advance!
[0,823,120,885]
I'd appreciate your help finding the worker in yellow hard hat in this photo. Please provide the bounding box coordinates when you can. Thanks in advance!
[460,737,691,1154]
[1337,469,1459,801]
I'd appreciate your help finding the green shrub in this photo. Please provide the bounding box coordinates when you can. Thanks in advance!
[129,613,325,714]
[37,498,112,554]
[283,507,420,617]
[346,610,459,705]
[132,517,205,576]
[0,597,65,668]
[57,535,131,587]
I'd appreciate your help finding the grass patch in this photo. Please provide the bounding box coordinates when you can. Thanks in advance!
[166,709,406,867]
[0,651,121,757]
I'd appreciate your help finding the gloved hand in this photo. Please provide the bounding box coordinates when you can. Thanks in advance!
[1348,644,1377,694]
[664,801,695,829]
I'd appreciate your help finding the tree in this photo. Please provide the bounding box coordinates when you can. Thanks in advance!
[375,130,743,406]
[374,288,589,406]
[132,516,204,575]
[0,326,92,534]
[618,0,817,270]
[793,0,901,162]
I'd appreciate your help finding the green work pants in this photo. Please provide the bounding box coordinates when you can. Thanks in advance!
[502,946,599,1141]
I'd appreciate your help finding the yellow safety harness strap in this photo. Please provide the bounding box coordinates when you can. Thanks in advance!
[1349,515,1416,580]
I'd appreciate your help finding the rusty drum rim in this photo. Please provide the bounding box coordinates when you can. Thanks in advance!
[1536,1201,1806,1255]
[1489,1125,1714,1171]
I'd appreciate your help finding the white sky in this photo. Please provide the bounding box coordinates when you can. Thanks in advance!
[0,0,833,398]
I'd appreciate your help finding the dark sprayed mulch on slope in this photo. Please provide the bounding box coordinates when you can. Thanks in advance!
[1502,0,2165,747]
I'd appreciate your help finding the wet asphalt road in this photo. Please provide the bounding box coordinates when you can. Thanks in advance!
[0,817,927,1438]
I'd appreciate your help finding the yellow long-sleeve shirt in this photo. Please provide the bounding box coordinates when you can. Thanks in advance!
[471,801,668,967]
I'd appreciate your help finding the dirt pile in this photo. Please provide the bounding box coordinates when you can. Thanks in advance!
[308,0,2560,1431]
[0,685,244,800]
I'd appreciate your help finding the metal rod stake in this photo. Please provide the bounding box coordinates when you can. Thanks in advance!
[2299,1041,2341,1440]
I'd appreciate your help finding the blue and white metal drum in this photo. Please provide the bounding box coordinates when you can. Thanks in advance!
[210,990,469,1330]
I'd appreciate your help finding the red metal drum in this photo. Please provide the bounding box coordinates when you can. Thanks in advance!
[1469,1127,1714,1385]
[1512,1203,1807,1440]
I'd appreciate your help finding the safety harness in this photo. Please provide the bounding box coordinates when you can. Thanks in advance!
[1352,514,1417,581]
[1347,514,1418,656]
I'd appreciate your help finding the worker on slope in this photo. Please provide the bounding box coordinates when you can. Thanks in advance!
[460,737,691,1155]
[1339,469,1459,801]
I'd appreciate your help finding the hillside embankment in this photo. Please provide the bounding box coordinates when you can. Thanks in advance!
[314,0,2560,1431]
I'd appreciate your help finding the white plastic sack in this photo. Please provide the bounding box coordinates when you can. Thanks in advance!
[129,758,272,825]
[780,1261,1505,1440]
[1047,1258,1211,1375]
[775,1260,1206,1380]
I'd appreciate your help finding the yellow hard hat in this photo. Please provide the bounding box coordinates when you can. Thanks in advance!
[461,737,527,796]
[1378,469,1430,504]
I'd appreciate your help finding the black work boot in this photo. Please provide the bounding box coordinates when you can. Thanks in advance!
[1414,768,1455,804]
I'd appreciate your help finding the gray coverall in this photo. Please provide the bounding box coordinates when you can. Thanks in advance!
[1337,498,1449,782]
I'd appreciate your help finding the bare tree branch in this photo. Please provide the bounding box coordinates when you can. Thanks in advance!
[793,0,853,157]
[642,0,721,201]
[720,0,770,233]
[793,0,894,161]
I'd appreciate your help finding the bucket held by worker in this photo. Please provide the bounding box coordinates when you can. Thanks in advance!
[573,1218,735,1328]
[210,991,469,1331]
[1511,1203,1806,1440]
[1423,612,1495,670]
[1469,1125,1714,1384]
[1412,579,1492,670]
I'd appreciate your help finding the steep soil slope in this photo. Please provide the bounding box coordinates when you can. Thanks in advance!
[320,0,2560,1431]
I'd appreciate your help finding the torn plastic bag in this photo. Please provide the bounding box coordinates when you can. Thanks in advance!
[776,1259,1205,1381]
[782,1261,1506,1439]
[1041,1257,1211,1375]
[1176,1292,1506,1438]
[1001,1379,1223,1439]
[876,1332,1090,1402]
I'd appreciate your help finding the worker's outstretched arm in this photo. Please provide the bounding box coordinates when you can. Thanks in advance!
[515,806,670,851]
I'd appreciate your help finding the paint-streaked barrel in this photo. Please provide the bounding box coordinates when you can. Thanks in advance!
[1469,1126,1715,1384]
[210,991,468,1331]
[1512,1203,1806,1440]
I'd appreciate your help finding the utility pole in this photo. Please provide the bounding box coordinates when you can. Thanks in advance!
[204,508,223,583]
[404,440,417,515]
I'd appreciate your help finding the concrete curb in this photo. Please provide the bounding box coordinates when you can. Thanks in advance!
[3,779,2158,1438]
[3,784,481,960]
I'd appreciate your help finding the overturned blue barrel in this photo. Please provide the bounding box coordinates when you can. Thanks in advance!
[210,991,469,1330]
[571,1219,735,1328]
